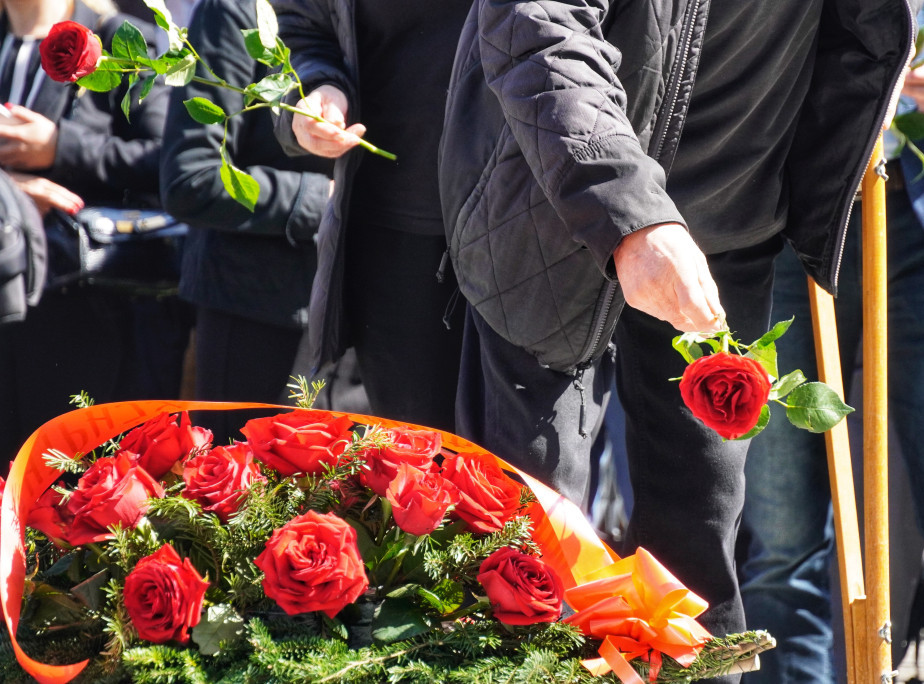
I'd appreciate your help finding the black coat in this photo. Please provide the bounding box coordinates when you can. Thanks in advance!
[438,0,914,372]
[160,0,332,328]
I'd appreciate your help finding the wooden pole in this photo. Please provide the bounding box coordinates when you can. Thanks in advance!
[808,279,867,684]
[861,137,892,682]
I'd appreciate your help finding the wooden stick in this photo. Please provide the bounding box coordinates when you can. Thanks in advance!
[861,136,892,682]
[808,279,866,684]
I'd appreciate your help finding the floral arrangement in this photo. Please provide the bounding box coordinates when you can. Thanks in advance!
[673,319,854,440]
[0,386,774,684]
[38,0,394,212]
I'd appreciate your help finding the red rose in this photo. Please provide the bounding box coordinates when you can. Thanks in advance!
[123,544,209,644]
[359,426,441,497]
[121,412,212,480]
[65,452,165,546]
[26,486,75,547]
[679,352,772,440]
[385,462,460,536]
[254,510,368,618]
[39,21,102,83]
[182,442,265,523]
[241,410,354,478]
[441,453,523,534]
[477,547,564,625]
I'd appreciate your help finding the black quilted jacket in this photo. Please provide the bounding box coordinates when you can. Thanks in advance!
[439,0,914,372]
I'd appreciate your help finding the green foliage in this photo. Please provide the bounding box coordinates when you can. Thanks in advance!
[287,374,326,409]
[65,0,396,212]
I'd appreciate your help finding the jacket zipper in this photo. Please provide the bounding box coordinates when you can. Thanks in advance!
[830,0,914,291]
[651,0,702,163]
[575,0,702,369]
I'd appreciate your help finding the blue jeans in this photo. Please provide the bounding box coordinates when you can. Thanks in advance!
[738,177,924,683]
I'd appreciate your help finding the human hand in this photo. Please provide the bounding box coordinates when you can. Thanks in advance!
[612,223,725,333]
[0,104,58,170]
[8,171,83,216]
[291,85,367,158]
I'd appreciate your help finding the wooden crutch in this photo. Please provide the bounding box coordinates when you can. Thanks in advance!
[808,135,891,683]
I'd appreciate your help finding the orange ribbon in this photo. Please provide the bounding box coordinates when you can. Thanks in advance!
[0,401,710,683]
[565,548,712,681]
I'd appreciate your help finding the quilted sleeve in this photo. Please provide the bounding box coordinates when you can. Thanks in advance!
[477,0,687,274]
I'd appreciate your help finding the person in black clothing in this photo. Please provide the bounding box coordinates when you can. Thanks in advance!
[160,0,340,445]
[0,0,190,466]
[270,0,470,434]
[436,2,913,682]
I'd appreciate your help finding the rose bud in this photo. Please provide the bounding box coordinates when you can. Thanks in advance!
[385,462,460,536]
[64,452,165,546]
[39,21,102,83]
[477,547,564,625]
[441,453,523,534]
[120,412,212,480]
[123,544,209,644]
[679,352,772,440]
[359,426,441,497]
[254,510,368,618]
[241,410,354,478]
[181,442,265,523]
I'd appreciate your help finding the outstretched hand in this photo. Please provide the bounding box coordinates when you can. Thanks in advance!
[291,85,367,158]
[612,223,725,333]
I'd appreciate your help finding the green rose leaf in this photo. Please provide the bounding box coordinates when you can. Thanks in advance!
[120,73,137,121]
[220,156,260,212]
[785,382,855,433]
[192,604,244,656]
[893,110,924,142]
[142,0,184,52]
[147,51,189,75]
[734,404,770,441]
[164,53,197,86]
[184,97,226,125]
[418,578,464,615]
[751,318,793,349]
[76,58,122,92]
[138,74,156,101]
[768,369,807,401]
[111,21,150,63]
[241,29,279,66]
[744,343,778,382]
[246,73,295,105]
[371,596,430,644]
[672,333,705,365]
[255,0,279,50]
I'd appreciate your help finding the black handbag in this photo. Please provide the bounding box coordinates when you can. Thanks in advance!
[44,206,187,296]
[0,171,46,323]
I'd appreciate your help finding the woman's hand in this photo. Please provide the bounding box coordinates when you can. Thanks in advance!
[0,104,58,170]
[291,85,367,158]
[8,171,83,216]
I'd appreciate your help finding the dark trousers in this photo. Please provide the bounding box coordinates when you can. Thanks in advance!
[457,235,780,683]
[345,224,464,433]
[0,288,193,468]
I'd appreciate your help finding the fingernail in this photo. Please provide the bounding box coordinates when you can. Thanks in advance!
[3,103,11,109]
